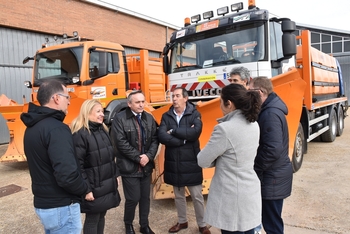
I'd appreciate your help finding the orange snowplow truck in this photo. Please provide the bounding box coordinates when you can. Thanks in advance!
[0,37,169,161]
[159,0,348,196]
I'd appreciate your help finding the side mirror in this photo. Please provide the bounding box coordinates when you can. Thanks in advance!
[281,20,296,59]
[163,55,169,74]
[24,80,32,88]
[23,56,34,64]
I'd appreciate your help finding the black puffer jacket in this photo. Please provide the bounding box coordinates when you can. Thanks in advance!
[158,102,203,187]
[73,122,121,213]
[111,108,159,177]
[20,103,88,209]
[254,92,293,200]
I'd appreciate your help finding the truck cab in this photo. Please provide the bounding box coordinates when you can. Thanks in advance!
[162,2,296,100]
[161,1,347,173]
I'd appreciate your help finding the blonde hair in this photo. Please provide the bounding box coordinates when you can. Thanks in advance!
[71,99,108,134]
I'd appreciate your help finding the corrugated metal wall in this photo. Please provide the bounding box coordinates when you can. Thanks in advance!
[0,27,43,103]
[0,27,47,144]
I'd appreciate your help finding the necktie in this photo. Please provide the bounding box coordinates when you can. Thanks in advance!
[136,114,145,153]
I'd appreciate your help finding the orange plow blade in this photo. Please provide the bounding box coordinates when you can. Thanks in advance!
[272,68,306,158]
[149,98,223,199]
[0,95,28,162]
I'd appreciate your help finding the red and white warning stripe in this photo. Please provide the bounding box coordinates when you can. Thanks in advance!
[170,79,230,91]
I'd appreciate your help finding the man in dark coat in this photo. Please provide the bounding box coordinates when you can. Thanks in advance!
[20,80,88,234]
[158,88,210,234]
[111,90,159,234]
[249,77,293,234]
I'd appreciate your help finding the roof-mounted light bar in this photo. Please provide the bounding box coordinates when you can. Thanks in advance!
[191,14,201,23]
[203,11,214,20]
[231,2,244,12]
[187,2,247,24]
[73,31,79,38]
[217,6,229,16]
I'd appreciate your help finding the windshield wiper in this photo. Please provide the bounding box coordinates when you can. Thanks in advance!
[212,59,241,66]
[173,64,203,73]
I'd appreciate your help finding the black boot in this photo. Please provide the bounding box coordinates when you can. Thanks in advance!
[140,225,155,234]
[125,224,135,234]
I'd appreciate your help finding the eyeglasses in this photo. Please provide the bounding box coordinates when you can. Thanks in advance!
[57,93,71,100]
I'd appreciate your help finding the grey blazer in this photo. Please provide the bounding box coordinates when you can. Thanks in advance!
[197,109,261,232]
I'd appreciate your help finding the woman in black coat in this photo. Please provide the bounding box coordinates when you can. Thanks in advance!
[71,99,121,234]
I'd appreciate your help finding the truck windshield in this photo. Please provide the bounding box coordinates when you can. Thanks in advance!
[169,23,265,73]
[34,47,83,86]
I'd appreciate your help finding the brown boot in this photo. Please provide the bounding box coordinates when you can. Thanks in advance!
[199,226,211,234]
[168,222,188,233]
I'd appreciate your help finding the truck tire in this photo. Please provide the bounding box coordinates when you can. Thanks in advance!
[292,123,304,172]
[337,107,344,136]
[321,108,337,142]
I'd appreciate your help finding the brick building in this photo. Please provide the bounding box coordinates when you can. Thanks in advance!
[0,0,177,143]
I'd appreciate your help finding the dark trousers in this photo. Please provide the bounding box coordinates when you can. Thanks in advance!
[262,199,284,234]
[221,228,255,234]
[122,175,151,227]
[83,210,107,234]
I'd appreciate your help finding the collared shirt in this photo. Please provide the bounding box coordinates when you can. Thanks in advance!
[173,107,186,144]
[173,107,186,125]
[131,111,142,117]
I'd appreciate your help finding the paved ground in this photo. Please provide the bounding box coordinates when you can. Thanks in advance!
[1,117,350,233]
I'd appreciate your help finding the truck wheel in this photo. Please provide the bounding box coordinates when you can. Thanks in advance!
[321,108,337,142]
[292,123,304,172]
[337,108,344,136]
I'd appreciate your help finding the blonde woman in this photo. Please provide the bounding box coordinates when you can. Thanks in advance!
[71,99,121,234]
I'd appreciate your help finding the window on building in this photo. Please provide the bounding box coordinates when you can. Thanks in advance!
[333,42,342,53]
[344,41,350,52]
[322,34,331,43]
[311,32,320,43]
[322,43,331,53]
[333,36,342,41]
[312,44,320,50]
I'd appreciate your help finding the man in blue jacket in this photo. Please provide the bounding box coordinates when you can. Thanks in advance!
[249,77,293,234]
[158,87,210,234]
[20,79,88,234]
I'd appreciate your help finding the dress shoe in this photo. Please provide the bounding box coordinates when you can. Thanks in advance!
[140,225,155,234]
[125,224,135,234]
[199,226,211,234]
[168,222,188,233]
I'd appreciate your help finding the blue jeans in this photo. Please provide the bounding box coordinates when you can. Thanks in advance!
[254,224,262,233]
[35,203,82,234]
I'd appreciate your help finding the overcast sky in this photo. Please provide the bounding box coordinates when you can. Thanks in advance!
[101,0,349,32]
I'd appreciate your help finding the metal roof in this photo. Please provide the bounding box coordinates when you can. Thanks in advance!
[81,0,181,30]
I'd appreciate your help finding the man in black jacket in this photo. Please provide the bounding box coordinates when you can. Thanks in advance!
[20,79,88,234]
[158,88,210,234]
[111,90,159,234]
[249,77,293,234]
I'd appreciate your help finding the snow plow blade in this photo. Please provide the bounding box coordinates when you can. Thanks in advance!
[0,95,28,162]
[149,99,222,199]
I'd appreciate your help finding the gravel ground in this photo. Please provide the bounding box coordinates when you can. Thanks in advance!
[1,117,350,234]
